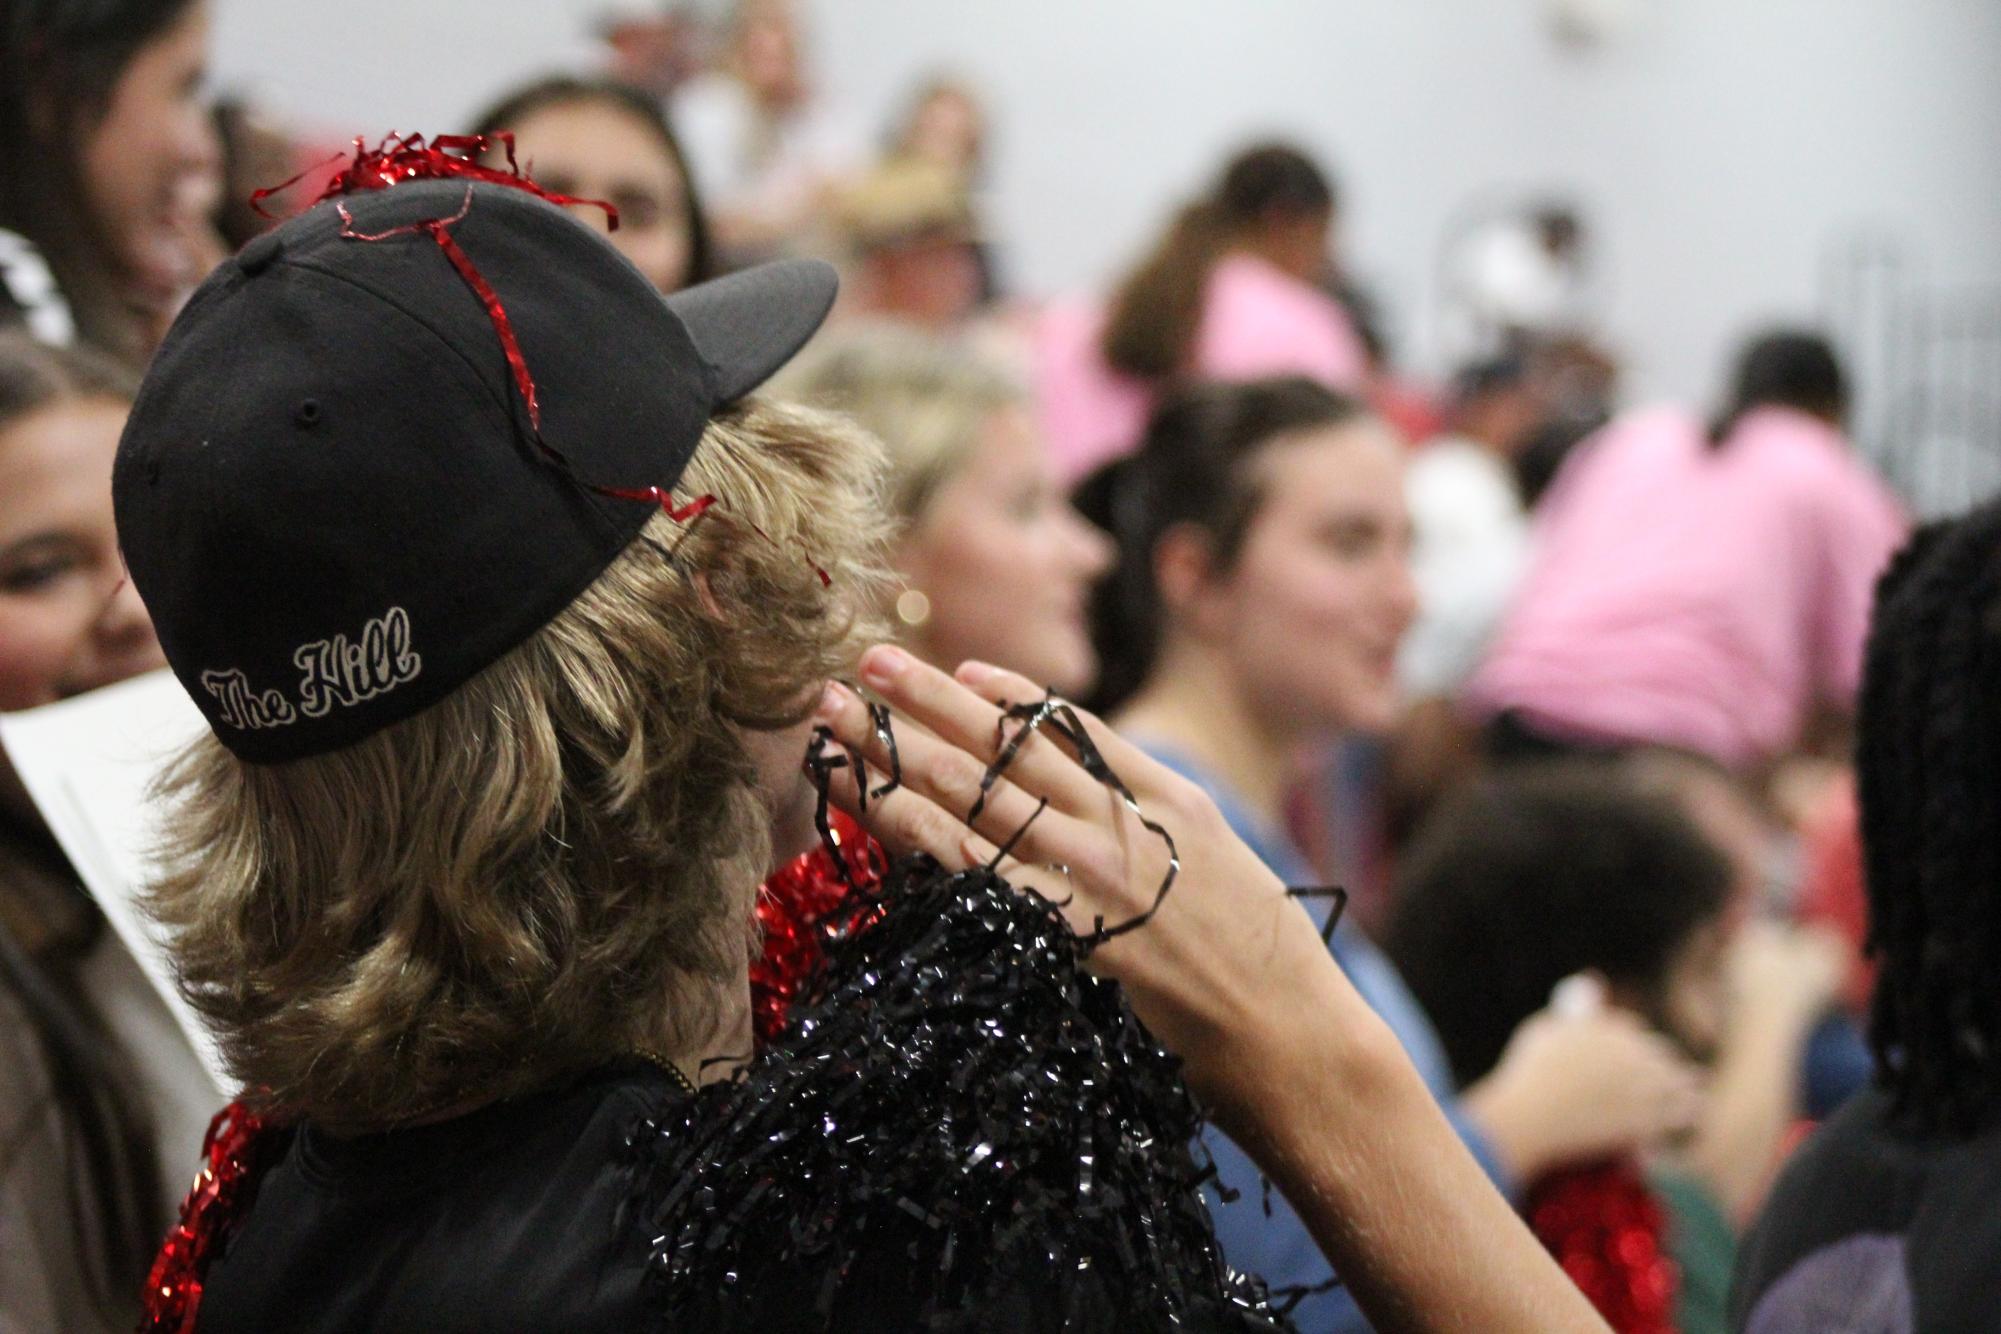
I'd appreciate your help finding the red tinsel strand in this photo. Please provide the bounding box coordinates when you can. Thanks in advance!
[307,131,616,440]
[139,1100,280,1334]
[750,809,888,1045]
[252,131,619,230]
[597,486,832,588]
[1525,1159,1679,1334]
[597,486,722,525]
[296,132,833,587]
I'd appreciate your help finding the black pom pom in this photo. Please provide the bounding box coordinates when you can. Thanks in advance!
[633,853,1295,1332]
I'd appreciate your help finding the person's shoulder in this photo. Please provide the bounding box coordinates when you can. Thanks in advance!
[1730,1088,1914,1326]
[1604,404,1703,453]
[1728,408,1866,483]
[1728,408,1904,526]
[1205,253,1337,320]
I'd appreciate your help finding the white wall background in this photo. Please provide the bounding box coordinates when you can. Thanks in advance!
[211,0,2001,403]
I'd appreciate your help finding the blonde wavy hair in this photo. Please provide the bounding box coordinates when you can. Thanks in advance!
[775,323,1023,523]
[149,400,891,1133]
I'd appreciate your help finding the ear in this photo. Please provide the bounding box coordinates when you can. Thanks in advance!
[1152,522,1232,641]
[690,570,729,621]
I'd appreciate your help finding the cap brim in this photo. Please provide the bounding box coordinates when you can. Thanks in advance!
[665,258,840,405]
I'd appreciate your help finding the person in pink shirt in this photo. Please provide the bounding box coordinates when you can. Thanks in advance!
[1468,331,1907,771]
[1036,142,1368,482]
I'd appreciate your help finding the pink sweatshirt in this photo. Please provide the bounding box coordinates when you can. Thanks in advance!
[1035,253,1368,483]
[1466,406,1907,768]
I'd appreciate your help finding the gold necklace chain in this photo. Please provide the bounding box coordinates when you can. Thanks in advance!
[628,1046,699,1098]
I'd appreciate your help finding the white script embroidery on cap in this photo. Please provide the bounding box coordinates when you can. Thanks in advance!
[200,606,422,730]
[200,669,298,730]
[293,605,422,718]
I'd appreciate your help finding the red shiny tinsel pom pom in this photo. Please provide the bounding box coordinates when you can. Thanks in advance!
[139,1100,281,1334]
[749,810,887,1046]
[1526,1158,1679,1334]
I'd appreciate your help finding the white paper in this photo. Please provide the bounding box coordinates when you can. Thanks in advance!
[0,670,230,1093]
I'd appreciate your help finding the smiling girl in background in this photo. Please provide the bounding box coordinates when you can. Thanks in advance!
[1080,376,1705,1331]
[0,333,213,1333]
[0,0,222,365]
[781,324,1112,697]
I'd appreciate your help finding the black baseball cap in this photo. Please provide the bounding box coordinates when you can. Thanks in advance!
[113,177,837,763]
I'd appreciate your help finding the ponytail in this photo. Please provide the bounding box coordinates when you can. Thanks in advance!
[1099,142,1336,384]
[1100,203,1231,381]
[1080,376,1363,714]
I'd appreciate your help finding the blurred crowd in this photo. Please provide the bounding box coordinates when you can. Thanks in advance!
[3,3,1991,1333]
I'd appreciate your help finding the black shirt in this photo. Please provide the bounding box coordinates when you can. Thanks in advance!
[200,1061,670,1333]
[1730,1086,2001,1333]
[197,1060,1275,1332]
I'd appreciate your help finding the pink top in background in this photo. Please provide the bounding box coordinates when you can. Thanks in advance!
[1034,252,1368,483]
[1466,406,1907,769]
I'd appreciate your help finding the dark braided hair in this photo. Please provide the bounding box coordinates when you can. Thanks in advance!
[1859,499,2001,1137]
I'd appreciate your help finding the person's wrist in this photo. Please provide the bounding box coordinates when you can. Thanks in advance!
[1207,941,1402,1148]
[1460,1065,1548,1184]
[1733,986,1828,1051]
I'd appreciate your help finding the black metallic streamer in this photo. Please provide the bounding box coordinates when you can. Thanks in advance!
[633,689,1331,1330]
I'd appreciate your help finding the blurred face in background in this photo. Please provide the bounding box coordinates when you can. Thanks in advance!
[864,235,983,329]
[895,406,1112,696]
[1189,421,1415,737]
[0,397,163,712]
[77,0,221,296]
[903,86,984,176]
[736,5,804,107]
[1651,916,1732,1064]
[504,96,698,294]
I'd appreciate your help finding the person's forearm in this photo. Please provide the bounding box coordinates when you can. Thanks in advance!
[1223,982,1609,1334]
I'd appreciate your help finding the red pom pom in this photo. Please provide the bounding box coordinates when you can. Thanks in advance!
[750,810,887,1046]
[1526,1158,1679,1333]
[140,1101,281,1334]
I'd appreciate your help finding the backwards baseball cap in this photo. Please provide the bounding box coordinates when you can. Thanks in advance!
[114,161,837,764]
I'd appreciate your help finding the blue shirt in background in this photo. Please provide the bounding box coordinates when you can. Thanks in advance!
[1137,742,1513,1334]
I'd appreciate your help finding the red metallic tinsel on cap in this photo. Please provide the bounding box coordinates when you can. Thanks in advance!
[139,1101,281,1334]
[301,132,612,444]
[749,809,887,1045]
[252,131,619,232]
[1526,1159,1678,1333]
[265,131,826,583]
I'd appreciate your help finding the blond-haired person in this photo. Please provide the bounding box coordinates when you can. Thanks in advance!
[781,324,1110,698]
[115,174,1609,1330]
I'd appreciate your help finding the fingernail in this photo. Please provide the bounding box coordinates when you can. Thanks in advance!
[956,659,997,684]
[860,644,909,689]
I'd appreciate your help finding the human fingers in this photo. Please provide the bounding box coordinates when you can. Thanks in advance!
[813,680,1103,870]
[952,657,1199,812]
[853,645,1106,818]
[819,745,982,868]
[816,739,1131,937]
